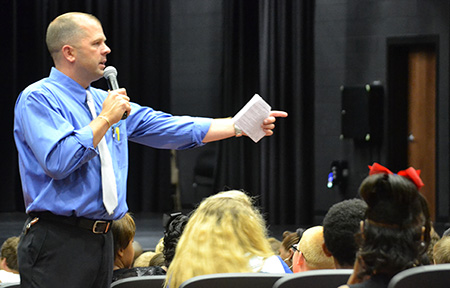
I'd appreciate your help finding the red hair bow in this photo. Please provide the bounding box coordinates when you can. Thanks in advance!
[368,162,424,189]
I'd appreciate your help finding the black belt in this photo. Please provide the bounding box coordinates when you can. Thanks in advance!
[29,212,112,234]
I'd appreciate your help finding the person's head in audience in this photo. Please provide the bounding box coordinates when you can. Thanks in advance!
[424,226,441,264]
[322,198,367,268]
[165,190,289,288]
[0,236,20,273]
[112,213,136,270]
[339,163,431,288]
[279,230,301,270]
[149,252,166,267]
[163,213,189,268]
[292,225,335,272]
[268,237,281,255]
[111,214,166,283]
[133,251,156,268]
[155,237,164,254]
[433,236,450,264]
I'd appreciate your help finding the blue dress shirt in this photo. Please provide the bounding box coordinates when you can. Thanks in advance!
[14,68,212,220]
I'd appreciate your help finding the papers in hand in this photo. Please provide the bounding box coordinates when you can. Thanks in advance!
[232,94,271,143]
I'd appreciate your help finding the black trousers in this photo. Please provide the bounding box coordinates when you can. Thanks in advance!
[18,215,114,288]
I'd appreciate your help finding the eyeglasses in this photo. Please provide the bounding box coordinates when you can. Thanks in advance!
[291,244,308,262]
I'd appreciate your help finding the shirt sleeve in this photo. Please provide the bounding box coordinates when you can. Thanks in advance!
[16,90,98,180]
[125,102,213,150]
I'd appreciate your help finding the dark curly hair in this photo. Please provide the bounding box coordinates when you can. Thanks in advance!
[163,214,189,267]
[356,173,431,279]
[323,198,367,267]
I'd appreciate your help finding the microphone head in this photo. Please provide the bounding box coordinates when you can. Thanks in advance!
[103,66,118,79]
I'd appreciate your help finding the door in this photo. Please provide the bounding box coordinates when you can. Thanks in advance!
[407,49,436,221]
[387,38,437,221]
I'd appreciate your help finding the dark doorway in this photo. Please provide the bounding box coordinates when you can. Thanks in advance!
[387,36,438,221]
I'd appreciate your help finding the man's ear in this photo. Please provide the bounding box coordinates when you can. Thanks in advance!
[299,251,306,265]
[117,247,125,258]
[322,242,333,257]
[61,44,77,63]
[0,257,7,270]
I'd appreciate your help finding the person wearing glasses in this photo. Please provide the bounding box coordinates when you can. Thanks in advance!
[278,229,304,271]
[291,226,335,273]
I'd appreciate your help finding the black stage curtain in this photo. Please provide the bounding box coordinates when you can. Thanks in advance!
[2,0,172,213]
[3,0,315,225]
[216,0,315,225]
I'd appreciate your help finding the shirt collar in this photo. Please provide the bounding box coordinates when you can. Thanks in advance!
[49,67,92,102]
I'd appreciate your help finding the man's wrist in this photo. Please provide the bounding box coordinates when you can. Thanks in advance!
[234,123,243,137]
[98,115,111,127]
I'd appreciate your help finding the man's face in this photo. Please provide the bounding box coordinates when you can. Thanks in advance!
[292,243,301,273]
[122,239,135,269]
[73,20,111,84]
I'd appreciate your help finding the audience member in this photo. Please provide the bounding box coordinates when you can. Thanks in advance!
[111,213,165,283]
[149,252,166,267]
[133,251,156,268]
[340,163,431,288]
[433,236,450,264]
[155,237,164,254]
[423,226,440,264]
[279,230,301,271]
[112,213,136,271]
[291,226,335,272]
[268,237,281,255]
[0,236,20,284]
[322,198,367,268]
[163,213,189,269]
[165,190,291,288]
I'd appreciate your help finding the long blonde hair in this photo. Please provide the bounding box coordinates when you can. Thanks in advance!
[165,190,274,288]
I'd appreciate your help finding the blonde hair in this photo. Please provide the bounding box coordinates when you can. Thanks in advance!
[298,226,335,270]
[133,251,156,268]
[165,190,274,288]
[155,237,164,253]
[149,252,166,267]
[433,236,450,264]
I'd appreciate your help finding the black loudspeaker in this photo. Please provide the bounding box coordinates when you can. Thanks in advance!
[341,84,383,143]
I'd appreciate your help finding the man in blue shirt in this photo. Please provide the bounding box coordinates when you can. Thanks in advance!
[13,12,287,288]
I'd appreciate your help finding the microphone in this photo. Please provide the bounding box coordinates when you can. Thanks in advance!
[103,66,127,119]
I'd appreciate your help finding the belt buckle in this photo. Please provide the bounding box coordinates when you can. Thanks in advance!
[92,220,110,234]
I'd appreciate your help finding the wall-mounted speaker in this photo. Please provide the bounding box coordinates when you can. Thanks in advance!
[341,84,384,143]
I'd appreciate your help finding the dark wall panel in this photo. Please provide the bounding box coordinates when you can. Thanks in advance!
[169,0,223,208]
[313,0,449,224]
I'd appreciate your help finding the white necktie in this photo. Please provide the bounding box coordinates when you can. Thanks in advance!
[86,91,118,215]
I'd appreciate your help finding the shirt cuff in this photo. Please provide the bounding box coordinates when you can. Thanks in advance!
[75,125,98,151]
[194,117,213,144]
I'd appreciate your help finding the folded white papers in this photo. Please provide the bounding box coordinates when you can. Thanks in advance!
[232,94,271,143]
